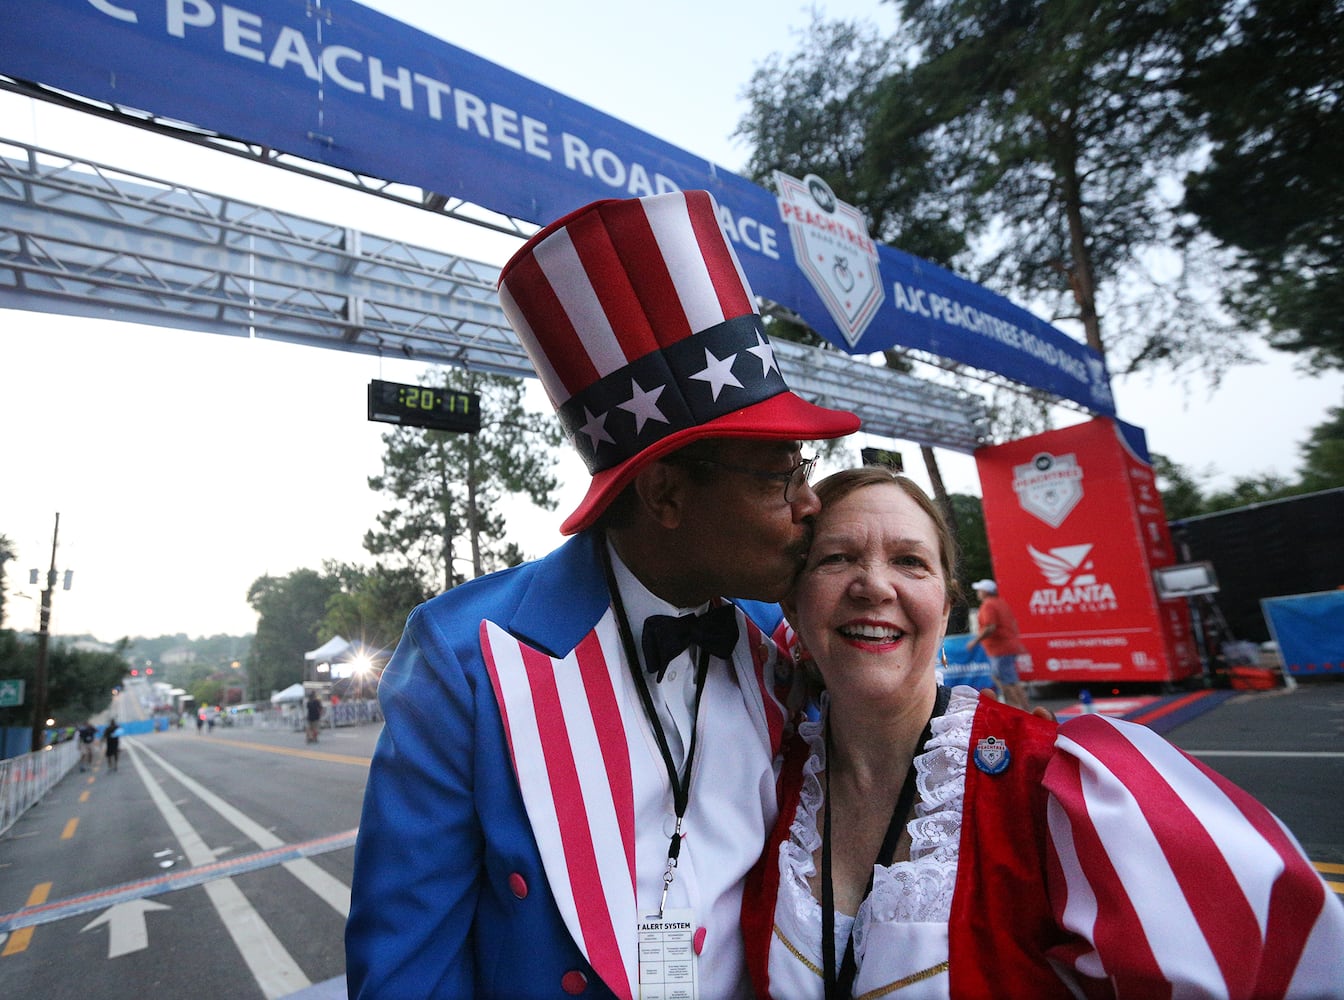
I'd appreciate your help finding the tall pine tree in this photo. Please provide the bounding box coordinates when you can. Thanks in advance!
[364,371,563,593]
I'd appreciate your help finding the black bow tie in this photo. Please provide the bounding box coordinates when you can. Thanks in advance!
[641,605,740,682]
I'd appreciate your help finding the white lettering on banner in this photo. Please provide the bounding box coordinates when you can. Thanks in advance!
[269,27,320,80]
[521,116,550,159]
[368,57,414,111]
[717,205,779,260]
[409,76,549,159]
[454,90,489,136]
[892,282,931,318]
[83,0,794,265]
[490,104,522,150]
[413,72,451,119]
[892,276,1091,385]
[89,0,137,23]
[560,133,679,198]
[167,0,214,38]
[221,5,264,62]
[322,46,365,94]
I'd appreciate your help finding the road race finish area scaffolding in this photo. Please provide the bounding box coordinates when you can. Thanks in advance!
[0,139,988,452]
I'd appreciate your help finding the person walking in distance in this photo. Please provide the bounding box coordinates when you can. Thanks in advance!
[77,720,96,772]
[102,718,122,772]
[967,578,1032,710]
[305,692,323,744]
[345,190,860,999]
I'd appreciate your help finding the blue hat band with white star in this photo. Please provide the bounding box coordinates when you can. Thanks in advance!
[558,314,788,474]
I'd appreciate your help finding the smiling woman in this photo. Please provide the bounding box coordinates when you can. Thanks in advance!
[742,465,1344,999]
[784,468,954,715]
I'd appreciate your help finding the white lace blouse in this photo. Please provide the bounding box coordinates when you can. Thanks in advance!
[767,686,981,999]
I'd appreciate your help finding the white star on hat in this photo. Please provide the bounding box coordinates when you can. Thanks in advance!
[616,379,669,435]
[689,348,743,401]
[579,406,615,449]
[746,332,779,379]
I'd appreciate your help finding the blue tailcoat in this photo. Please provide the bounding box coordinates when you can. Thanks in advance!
[345,530,781,998]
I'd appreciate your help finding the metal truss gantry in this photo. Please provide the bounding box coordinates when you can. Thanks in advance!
[0,137,989,452]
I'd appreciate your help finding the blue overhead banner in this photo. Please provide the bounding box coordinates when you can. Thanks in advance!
[0,0,1113,413]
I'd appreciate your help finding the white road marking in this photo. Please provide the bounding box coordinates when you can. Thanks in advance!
[131,739,352,917]
[127,742,311,998]
[80,898,171,958]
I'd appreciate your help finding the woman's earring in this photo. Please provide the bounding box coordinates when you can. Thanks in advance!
[940,646,949,671]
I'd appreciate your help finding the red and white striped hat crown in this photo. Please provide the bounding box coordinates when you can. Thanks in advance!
[499,190,859,535]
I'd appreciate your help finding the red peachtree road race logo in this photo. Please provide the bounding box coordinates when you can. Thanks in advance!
[774,171,884,347]
[1012,451,1084,528]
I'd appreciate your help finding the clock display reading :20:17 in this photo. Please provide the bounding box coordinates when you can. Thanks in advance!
[367,379,482,433]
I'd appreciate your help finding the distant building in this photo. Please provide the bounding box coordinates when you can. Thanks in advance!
[159,646,196,666]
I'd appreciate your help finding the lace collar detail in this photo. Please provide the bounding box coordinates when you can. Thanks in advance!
[775,686,979,937]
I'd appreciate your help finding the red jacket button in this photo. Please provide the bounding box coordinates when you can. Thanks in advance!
[508,873,528,899]
[561,970,588,994]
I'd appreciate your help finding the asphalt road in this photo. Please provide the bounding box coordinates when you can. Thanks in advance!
[1165,678,1344,863]
[1,679,1340,999]
[0,715,374,1000]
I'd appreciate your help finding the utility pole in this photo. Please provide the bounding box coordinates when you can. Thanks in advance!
[31,513,59,753]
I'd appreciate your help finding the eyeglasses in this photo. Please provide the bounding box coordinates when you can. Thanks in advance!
[670,454,817,504]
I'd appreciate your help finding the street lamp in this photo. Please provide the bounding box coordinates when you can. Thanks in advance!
[31,513,64,753]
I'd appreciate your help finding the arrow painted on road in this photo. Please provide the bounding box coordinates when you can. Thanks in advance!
[80,898,171,958]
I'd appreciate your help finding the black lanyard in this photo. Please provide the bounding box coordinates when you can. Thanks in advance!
[820,685,950,999]
[600,539,712,917]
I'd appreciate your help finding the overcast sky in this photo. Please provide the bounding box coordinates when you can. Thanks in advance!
[3,0,1340,643]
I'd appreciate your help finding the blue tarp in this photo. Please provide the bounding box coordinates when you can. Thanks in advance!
[1,0,1113,414]
[1261,590,1344,675]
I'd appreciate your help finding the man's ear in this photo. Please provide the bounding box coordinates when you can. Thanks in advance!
[632,461,688,530]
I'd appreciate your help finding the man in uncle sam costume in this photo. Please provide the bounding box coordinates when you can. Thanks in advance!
[346,190,860,999]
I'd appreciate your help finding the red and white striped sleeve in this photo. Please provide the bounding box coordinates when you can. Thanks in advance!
[1041,713,1344,999]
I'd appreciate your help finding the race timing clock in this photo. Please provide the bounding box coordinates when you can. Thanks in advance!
[367,379,481,433]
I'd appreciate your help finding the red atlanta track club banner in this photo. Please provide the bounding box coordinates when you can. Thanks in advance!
[975,418,1200,684]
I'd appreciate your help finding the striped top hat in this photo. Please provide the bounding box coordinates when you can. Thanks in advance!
[499,189,859,535]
